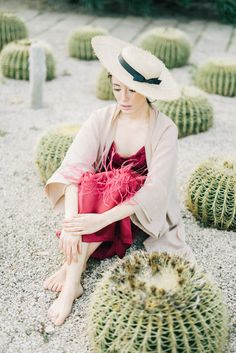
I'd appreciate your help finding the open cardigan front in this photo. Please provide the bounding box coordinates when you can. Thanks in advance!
[45,103,196,264]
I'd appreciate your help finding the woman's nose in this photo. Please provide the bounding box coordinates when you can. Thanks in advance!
[121,89,129,101]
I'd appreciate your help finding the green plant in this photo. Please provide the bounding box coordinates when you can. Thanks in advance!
[88,250,229,353]
[0,39,56,80]
[35,124,80,183]
[79,0,154,15]
[138,27,191,69]
[0,12,28,51]
[68,26,108,60]
[155,86,213,138]
[194,57,236,97]
[216,0,236,24]
[96,68,114,100]
[186,157,236,230]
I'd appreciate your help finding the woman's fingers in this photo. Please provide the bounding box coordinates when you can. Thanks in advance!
[63,227,82,232]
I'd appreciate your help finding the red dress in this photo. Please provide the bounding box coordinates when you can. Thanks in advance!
[56,141,148,260]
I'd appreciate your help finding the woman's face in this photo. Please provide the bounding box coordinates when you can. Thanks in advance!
[111,75,148,114]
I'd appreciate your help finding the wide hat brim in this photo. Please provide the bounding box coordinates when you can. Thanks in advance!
[91,35,181,101]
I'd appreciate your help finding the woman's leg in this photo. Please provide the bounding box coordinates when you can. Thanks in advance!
[43,240,102,292]
[47,240,102,326]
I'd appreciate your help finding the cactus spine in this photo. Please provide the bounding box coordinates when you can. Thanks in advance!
[0,12,28,51]
[194,57,236,97]
[35,125,80,183]
[0,39,56,80]
[68,26,108,60]
[96,68,115,100]
[155,86,214,138]
[138,27,191,69]
[88,250,229,353]
[186,157,236,231]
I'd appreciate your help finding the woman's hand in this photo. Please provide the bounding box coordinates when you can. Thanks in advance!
[62,213,108,236]
[59,230,81,265]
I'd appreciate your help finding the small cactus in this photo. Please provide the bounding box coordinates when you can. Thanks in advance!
[138,27,191,69]
[0,12,28,51]
[186,157,236,230]
[96,68,114,100]
[35,124,80,183]
[0,39,56,80]
[68,26,108,60]
[88,250,229,353]
[155,86,213,138]
[194,57,236,97]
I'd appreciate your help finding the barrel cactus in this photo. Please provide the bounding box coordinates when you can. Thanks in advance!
[138,27,191,69]
[88,250,229,353]
[186,157,236,231]
[194,57,236,97]
[0,39,56,80]
[96,68,114,100]
[68,26,108,60]
[35,124,80,183]
[155,86,213,138]
[0,12,28,51]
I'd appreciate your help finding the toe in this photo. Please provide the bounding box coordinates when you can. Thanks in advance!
[54,314,66,326]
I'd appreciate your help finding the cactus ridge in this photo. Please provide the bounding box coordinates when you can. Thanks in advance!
[68,26,108,60]
[96,68,115,100]
[155,86,213,138]
[88,251,229,353]
[138,27,191,69]
[194,58,236,96]
[186,157,236,230]
[0,12,28,51]
[0,38,56,80]
[35,125,80,183]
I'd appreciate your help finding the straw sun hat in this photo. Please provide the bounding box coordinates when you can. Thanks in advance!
[91,35,181,101]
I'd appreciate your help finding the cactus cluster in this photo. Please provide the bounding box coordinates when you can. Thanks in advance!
[138,27,191,69]
[68,26,108,60]
[194,57,236,97]
[155,86,214,138]
[186,157,236,231]
[96,68,114,100]
[0,39,56,80]
[35,124,80,183]
[88,250,229,353]
[0,12,28,51]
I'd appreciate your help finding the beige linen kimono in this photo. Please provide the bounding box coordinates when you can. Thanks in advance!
[45,103,196,264]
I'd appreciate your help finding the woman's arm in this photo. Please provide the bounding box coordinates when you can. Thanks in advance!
[59,184,82,264]
[102,200,139,226]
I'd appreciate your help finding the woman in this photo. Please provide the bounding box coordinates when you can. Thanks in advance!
[43,35,196,326]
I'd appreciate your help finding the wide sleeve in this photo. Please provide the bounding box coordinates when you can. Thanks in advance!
[130,124,178,236]
[44,111,100,213]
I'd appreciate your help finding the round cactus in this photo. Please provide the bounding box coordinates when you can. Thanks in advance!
[88,250,229,353]
[155,86,214,138]
[138,27,191,69]
[0,39,56,80]
[96,68,115,100]
[0,12,28,51]
[68,26,108,60]
[194,57,236,97]
[35,124,80,183]
[186,157,236,231]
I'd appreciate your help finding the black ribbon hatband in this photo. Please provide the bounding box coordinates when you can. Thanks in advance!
[118,54,162,85]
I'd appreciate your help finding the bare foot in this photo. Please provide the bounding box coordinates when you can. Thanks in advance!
[47,281,84,326]
[43,262,87,292]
